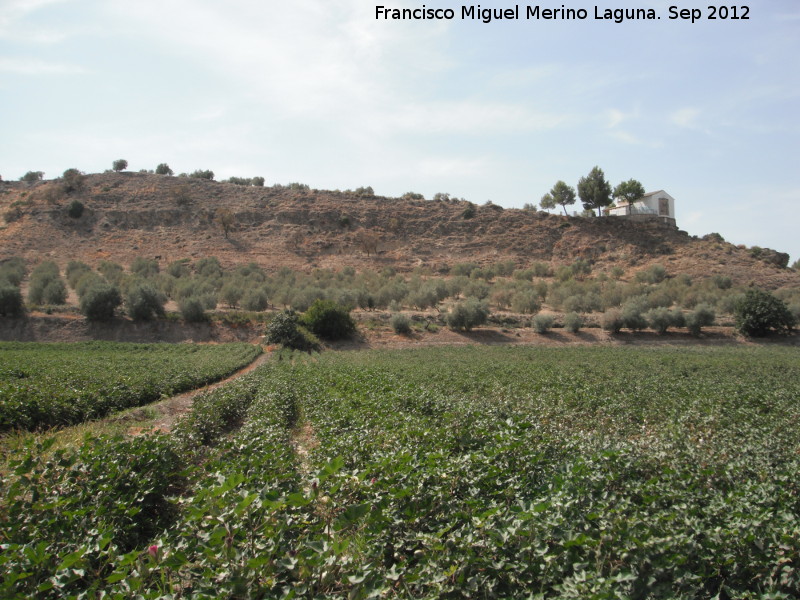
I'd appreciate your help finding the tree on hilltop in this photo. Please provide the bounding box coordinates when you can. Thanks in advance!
[613,178,646,214]
[112,159,128,172]
[577,166,612,215]
[540,180,577,215]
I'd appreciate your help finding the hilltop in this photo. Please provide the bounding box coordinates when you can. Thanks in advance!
[1,171,798,290]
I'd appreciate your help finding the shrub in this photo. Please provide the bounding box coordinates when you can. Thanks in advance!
[220,282,244,308]
[511,290,541,314]
[0,257,26,287]
[67,199,84,218]
[61,168,86,193]
[461,203,476,219]
[155,163,173,175]
[112,159,128,172]
[190,169,214,180]
[242,289,269,311]
[125,283,166,321]
[20,170,44,182]
[265,310,319,351]
[635,264,667,284]
[252,176,265,187]
[0,284,24,317]
[80,283,122,321]
[532,313,554,334]
[601,309,624,333]
[646,307,677,334]
[733,288,794,337]
[391,313,412,335]
[65,261,91,288]
[686,303,715,336]
[130,257,159,278]
[563,312,582,333]
[27,261,67,305]
[621,298,648,331]
[300,299,356,340]
[179,296,207,322]
[447,298,489,331]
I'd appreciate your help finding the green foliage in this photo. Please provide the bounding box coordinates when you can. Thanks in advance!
[646,307,680,334]
[0,284,24,317]
[461,203,476,219]
[540,180,576,215]
[97,261,124,285]
[510,290,541,314]
[79,283,122,321]
[20,170,44,182]
[621,297,648,331]
[125,283,166,321]
[601,308,624,333]
[686,303,715,336]
[447,297,489,331]
[563,311,582,333]
[242,288,269,311]
[577,165,612,214]
[189,169,215,180]
[635,264,667,284]
[0,342,259,430]
[252,176,265,187]
[27,261,67,305]
[65,261,91,289]
[390,312,412,335]
[0,257,27,287]
[65,199,84,218]
[402,191,424,200]
[179,296,207,322]
[61,168,85,193]
[112,159,128,172]
[155,162,173,175]
[301,299,356,340]
[265,310,320,351]
[130,257,159,278]
[734,287,795,336]
[531,313,554,333]
[3,346,800,597]
[612,178,646,207]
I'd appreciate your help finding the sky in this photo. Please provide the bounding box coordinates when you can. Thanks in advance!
[2,0,799,263]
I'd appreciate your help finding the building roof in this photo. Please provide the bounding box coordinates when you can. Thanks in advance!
[641,190,666,198]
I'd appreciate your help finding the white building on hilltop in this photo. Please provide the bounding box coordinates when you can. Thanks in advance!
[605,190,676,226]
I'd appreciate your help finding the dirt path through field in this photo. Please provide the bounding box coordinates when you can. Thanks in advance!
[127,351,272,435]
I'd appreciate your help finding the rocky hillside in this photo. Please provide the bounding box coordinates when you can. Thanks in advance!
[1,172,798,290]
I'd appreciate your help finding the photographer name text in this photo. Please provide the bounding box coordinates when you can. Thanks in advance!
[375,5,750,24]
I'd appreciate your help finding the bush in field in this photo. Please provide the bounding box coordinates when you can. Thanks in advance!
[621,298,648,331]
[98,261,124,285]
[220,282,244,308]
[0,257,26,287]
[646,307,682,334]
[179,297,208,322]
[242,289,269,311]
[635,264,667,284]
[563,312,582,333]
[301,299,356,340]
[125,283,166,321]
[27,261,67,305]
[391,313,412,335]
[532,313,554,334]
[265,310,319,351]
[65,261,91,289]
[511,290,541,314]
[64,197,84,218]
[0,284,24,316]
[601,309,624,333]
[80,283,122,321]
[155,162,173,175]
[447,298,489,331]
[130,257,159,278]
[686,303,715,336]
[734,288,795,337]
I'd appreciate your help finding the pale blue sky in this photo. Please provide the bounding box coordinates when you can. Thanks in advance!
[2,0,799,262]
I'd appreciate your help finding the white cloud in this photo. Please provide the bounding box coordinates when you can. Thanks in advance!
[670,107,701,129]
[0,57,88,75]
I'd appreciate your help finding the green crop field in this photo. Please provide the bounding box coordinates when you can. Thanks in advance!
[0,342,261,431]
[2,346,799,598]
